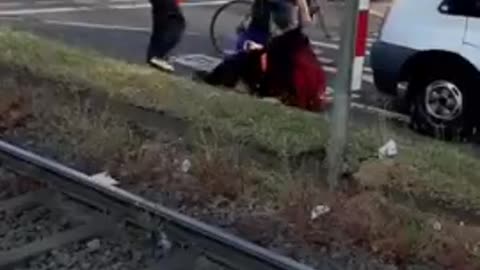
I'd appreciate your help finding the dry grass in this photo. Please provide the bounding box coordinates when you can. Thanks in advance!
[0,28,328,157]
[1,27,479,211]
[0,79,144,172]
[1,28,480,268]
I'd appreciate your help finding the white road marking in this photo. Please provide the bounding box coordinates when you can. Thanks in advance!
[0,6,91,15]
[330,36,341,42]
[44,20,149,31]
[317,56,334,65]
[0,0,229,15]
[312,39,371,55]
[311,40,339,50]
[313,48,323,55]
[172,54,222,71]
[42,19,202,36]
[351,102,409,122]
[326,87,361,99]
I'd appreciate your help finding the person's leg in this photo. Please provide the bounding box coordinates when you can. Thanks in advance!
[248,0,271,34]
[147,0,185,71]
[147,0,160,61]
[155,7,186,58]
[203,52,249,87]
[270,0,296,31]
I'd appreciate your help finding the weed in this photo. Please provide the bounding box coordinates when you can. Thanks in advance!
[2,28,480,268]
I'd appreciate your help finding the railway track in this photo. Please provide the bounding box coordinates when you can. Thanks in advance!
[0,140,316,270]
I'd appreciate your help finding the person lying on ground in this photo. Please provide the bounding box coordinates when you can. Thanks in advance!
[198,27,328,112]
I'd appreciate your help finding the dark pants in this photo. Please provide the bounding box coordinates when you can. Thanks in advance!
[203,50,268,96]
[248,0,294,36]
[147,0,186,60]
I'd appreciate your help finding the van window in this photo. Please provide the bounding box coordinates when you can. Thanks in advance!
[439,0,480,17]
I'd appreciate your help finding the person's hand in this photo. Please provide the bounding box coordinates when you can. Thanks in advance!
[243,40,264,51]
[301,14,313,25]
[296,0,313,26]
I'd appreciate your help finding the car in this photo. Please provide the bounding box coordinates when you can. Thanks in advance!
[370,0,480,139]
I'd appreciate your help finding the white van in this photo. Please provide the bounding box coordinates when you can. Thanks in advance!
[370,0,480,139]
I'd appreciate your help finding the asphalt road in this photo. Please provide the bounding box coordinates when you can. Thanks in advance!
[0,0,408,117]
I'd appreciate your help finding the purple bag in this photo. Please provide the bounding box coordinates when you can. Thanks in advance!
[235,27,269,52]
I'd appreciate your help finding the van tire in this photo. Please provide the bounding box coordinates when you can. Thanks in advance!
[409,67,474,140]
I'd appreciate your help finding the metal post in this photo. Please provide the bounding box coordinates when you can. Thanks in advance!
[326,0,360,190]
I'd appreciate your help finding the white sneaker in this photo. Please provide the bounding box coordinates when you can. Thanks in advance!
[149,57,175,72]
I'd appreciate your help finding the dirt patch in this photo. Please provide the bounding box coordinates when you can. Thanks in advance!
[2,30,480,269]
[108,138,480,269]
[1,67,479,269]
[0,95,32,132]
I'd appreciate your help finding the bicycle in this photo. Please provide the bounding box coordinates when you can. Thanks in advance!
[209,0,332,56]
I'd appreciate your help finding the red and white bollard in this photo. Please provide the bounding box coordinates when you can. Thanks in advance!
[351,0,370,91]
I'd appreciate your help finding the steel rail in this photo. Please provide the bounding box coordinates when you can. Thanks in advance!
[0,140,317,270]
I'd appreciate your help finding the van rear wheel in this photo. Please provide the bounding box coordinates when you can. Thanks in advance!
[409,68,474,140]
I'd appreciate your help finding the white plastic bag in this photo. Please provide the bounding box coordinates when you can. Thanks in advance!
[378,139,398,159]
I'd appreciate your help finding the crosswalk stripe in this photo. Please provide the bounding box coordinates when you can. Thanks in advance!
[0,6,91,15]
[312,39,373,56]
[44,19,149,31]
[311,39,374,51]
[313,48,323,55]
[0,0,230,15]
[311,40,339,50]
[318,56,334,65]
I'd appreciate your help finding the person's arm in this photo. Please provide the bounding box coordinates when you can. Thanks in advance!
[296,0,312,25]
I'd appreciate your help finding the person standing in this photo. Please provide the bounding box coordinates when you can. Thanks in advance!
[147,0,186,72]
[235,0,312,51]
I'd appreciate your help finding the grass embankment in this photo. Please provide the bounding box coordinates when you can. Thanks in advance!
[1,29,479,267]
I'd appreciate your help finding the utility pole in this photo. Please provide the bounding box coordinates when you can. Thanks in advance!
[326,0,369,190]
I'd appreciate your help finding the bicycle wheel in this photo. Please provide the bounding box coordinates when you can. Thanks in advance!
[209,0,253,56]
